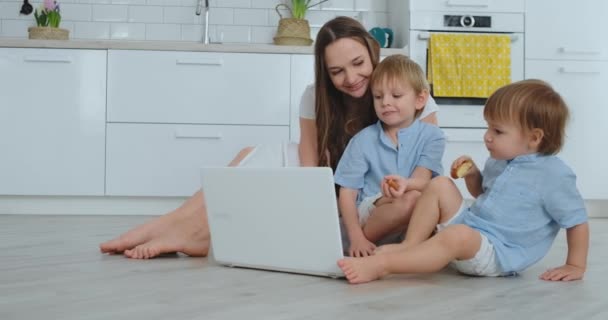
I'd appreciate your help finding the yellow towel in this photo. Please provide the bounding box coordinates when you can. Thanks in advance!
[428,33,511,98]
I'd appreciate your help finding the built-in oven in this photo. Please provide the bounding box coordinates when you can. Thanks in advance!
[408,11,524,128]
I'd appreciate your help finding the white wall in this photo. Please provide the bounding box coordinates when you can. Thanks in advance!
[0,0,389,43]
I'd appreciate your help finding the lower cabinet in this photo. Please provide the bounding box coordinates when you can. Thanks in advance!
[105,123,290,196]
[442,128,489,200]
[0,48,106,196]
[526,59,608,199]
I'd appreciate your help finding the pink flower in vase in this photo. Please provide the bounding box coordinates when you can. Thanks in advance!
[43,0,56,11]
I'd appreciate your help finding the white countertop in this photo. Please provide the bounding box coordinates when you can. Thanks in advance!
[0,38,408,55]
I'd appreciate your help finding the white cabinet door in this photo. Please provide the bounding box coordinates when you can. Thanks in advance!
[107,50,291,125]
[442,129,489,200]
[525,0,608,61]
[0,48,106,196]
[106,123,290,196]
[526,60,608,199]
[289,54,314,143]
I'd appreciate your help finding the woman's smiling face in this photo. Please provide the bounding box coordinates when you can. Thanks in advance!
[324,37,374,98]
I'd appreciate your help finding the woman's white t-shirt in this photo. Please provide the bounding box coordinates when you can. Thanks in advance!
[298,84,439,120]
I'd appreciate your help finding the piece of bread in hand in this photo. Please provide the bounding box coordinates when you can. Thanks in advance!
[451,160,473,179]
[387,179,399,190]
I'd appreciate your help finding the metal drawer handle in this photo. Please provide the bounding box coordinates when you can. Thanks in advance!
[445,0,489,8]
[175,130,222,140]
[558,47,601,56]
[418,32,519,42]
[23,55,72,63]
[176,58,223,66]
[559,67,601,75]
[174,129,223,140]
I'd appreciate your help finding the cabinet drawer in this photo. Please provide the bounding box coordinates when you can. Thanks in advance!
[526,60,608,199]
[442,128,489,199]
[525,0,608,60]
[411,0,524,13]
[107,50,290,125]
[106,123,289,196]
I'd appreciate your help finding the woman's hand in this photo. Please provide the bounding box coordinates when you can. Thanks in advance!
[381,175,408,198]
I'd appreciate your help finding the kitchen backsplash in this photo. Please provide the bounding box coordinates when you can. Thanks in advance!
[0,0,389,43]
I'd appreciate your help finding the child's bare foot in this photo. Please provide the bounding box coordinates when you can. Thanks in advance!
[374,243,407,255]
[337,256,388,284]
[99,208,210,259]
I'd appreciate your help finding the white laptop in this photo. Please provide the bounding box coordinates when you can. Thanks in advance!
[201,167,345,278]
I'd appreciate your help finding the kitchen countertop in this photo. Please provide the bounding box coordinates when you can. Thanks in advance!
[0,38,409,55]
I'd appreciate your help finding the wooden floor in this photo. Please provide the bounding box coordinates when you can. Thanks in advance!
[1,215,607,320]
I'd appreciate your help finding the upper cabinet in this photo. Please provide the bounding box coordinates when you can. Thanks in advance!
[0,48,106,196]
[525,0,608,61]
[107,50,291,126]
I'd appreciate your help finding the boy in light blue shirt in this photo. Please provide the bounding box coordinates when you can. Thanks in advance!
[338,79,589,284]
[334,55,445,258]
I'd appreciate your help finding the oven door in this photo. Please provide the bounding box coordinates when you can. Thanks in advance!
[409,30,524,128]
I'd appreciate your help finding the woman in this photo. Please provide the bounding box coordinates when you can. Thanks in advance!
[100,16,439,259]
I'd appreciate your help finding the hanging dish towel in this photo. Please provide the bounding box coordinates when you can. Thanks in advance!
[428,33,511,98]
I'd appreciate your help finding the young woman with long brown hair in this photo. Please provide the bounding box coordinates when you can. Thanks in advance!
[100,16,439,259]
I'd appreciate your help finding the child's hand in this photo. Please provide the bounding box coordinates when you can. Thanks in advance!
[451,156,476,179]
[381,175,407,198]
[348,236,376,257]
[539,264,585,281]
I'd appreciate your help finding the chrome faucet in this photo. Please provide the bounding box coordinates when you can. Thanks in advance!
[195,0,210,44]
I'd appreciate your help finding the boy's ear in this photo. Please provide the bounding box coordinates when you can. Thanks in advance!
[416,90,429,110]
[529,128,544,149]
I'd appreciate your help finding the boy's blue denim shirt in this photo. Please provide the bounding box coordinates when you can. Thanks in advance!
[334,119,445,205]
[453,153,588,273]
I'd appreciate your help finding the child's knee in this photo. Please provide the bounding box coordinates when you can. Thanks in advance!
[427,176,458,193]
[397,190,421,210]
[439,225,479,250]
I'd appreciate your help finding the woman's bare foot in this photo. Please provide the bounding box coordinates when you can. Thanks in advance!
[99,148,258,259]
[99,193,210,258]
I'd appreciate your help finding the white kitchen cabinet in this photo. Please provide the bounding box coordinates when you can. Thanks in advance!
[526,0,608,200]
[107,50,291,126]
[442,129,489,200]
[525,0,608,61]
[525,60,608,199]
[0,48,106,196]
[289,54,315,143]
[106,50,293,196]
[106,123,289,196]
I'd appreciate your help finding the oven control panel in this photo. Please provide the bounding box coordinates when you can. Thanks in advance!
[444,15,491,28]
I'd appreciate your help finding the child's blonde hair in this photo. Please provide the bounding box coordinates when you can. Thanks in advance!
[483,79,569,155]
[370,54,430,118]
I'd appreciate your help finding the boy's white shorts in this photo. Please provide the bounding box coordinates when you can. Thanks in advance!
[357,192,383,226]
[437,201,505,277]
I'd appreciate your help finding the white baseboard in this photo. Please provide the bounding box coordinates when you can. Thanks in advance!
[0,196,607,218]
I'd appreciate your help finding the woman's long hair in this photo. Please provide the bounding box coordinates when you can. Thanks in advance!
[314,16,380,171]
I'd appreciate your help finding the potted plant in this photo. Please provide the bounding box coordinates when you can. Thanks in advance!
[273,0,328,46]
[28,0,69,40]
